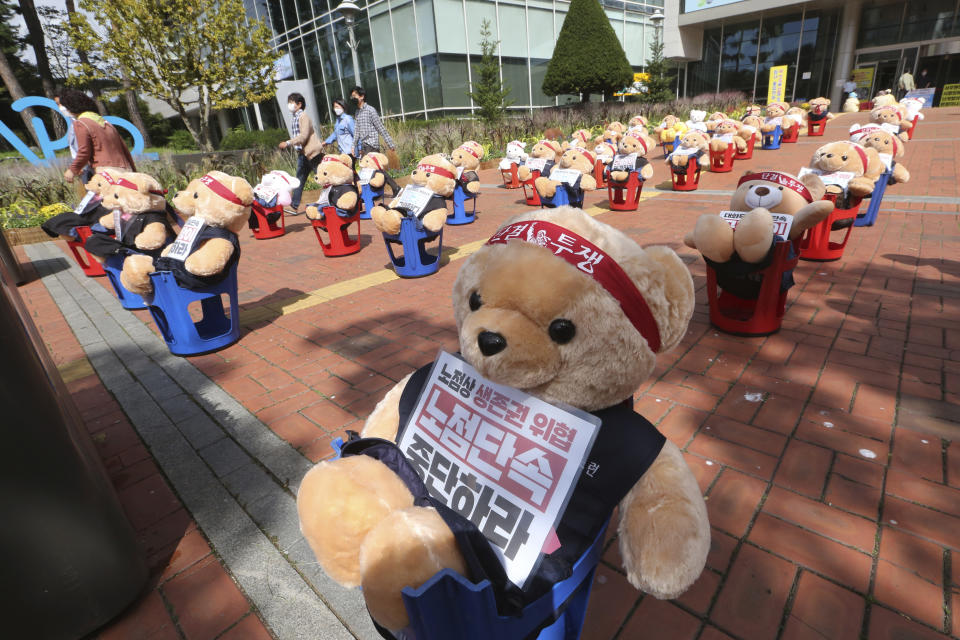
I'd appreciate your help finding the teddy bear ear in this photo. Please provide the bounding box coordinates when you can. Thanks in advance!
[799,172,826,202]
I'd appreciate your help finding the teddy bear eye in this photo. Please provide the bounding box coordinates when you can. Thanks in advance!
[469,291,482,311]
[193,192,198,199]
[841,155,848,161]
[778,186,784,190]
[548,319,576,344]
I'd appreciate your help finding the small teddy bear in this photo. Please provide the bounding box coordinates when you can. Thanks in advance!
[807,97,834,123]
[297,206,709,633]
[370,154,456,235]
[742,105,763,119]
[685,109,708,133]
[761,102,794,133]
[83,171,176,261]
[704,111,728,134]
[870,104,910,141]
[593,141,617,166]
[786,107,808,132]
[666,130,711,174]
[801,140,884,199]
[250,170,299,231]
[628,114,648,128]
[842,93,861,113]
[709,119,748,155]
[450,140,483,195]
[534,147,597,203]
[498,140,528,170]
[606,134,654,184]
[305,154,360,221]
[42,166,128,241]
[357,152,398,196]
[517,140,563,182]
[654,115,687,144]
[684,170,833,299]
[596,121,626,146]
[564,129,592,151]
[872,90,898,107]
[121,171,253,295]
[900,97,925,123]
[849,124,910,184]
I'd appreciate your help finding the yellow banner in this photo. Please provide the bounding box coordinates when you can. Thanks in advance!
[767,65,788,103]
[633,72,650,83]
[851,67,874,94]
[940,83,960,107]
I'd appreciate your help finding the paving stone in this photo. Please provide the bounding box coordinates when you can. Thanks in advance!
[199,438,253,478]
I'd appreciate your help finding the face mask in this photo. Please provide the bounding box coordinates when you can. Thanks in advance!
[287,103,297,112]
[58,105,72,117]
[334,107,344,116]
[350,96,359,104]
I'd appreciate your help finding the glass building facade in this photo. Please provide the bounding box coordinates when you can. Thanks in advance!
[242,0,665,124]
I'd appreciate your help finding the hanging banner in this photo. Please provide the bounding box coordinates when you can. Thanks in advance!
[767,66,788,104]
[939,84,960,107]
[851,67,875,96]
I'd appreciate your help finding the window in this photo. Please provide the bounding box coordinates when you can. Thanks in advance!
[793,11,839,101]
[440,53,472,108]
[719,20,759,97]
[756,13,802,102]
[415,0,438,55]
[858,4,902,48]
[377,65,403,115]
[530,57,552,106]
[370,7,397,68]
[902,0,957,42]
[390,0,420,62]
[528,8,555,59]
[422,54,444,110]
[499,4,528,59]
[687,27,720,96]
[498,57,531,106]
[399,59,425,113]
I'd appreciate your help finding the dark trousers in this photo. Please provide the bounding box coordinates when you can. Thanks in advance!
[291,153,322,208]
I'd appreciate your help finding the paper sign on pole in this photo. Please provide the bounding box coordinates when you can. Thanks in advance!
[767,65,788,104]
[549,169,582,186]
[394,185,433,215]
[720,210,794,241]
[797,166,855,189]
[397,351,601,588]
[525,158,548,172]
[165,216,206,262]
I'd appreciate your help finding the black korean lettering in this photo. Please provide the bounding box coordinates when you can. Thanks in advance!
[469,484,494,528]
[481,494,522,550]
[503,510,535,561]
[406,433,434,478]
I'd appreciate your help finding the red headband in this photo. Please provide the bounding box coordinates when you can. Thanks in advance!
[738,171,813,203]
[846,143,869,172]
[486,221,661,352]
[322,155,351,169]
[541,141,561,155]
[573,149,595,165]
[417,163,456,180]
[367,155,383,171]
[458,144,481,159]
[114,176,165,196]
[99,172,118,185]
[199,174,244,206]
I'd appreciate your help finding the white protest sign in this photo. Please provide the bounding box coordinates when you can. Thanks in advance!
[74,191,96,215]
[549,169,582,186]
[165,216,206,262]
[720,210,794,241]
[716,133,734,143]
[878,152,893,171]
[314,187,332,209]
[455,166,465,181]
[394,185,433,215]
[612,153,638,172]
[525,157,548,172]
[112,210,128,242]
[766,116,783,127]
[798,166,855,189]
[398,351,600,589]
[357,167,375,186]
[669,145,702,159]
[253,183,279,202]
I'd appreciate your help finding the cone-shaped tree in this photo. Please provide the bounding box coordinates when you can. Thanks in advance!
[542,0,634,101]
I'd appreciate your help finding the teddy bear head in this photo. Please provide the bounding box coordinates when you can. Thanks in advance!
[660,114,680,128]
[850,124,903,159]
[707,111,727,123]
[628,115,648,128]
[505,140,527,162]
[810,140,882,178]
[451,141,483,170]
[870,104,903,127]
[618,134,650,157]
[809,97,831,115]
[102,171,167,214]
[742,115,763,130]
[594,141,617,159]
[530,140,562,162]
[188,171,254,233]
[409,154,458,197]
[316,154,356,188]
[766,102,788,117]
[84,167,128,196]
[730,170,826,214]
[605,121,626,136]
[359,152,390,172]
[172,177,205,217]
[786,107,806,119]
[686,110,705,124]
[678,130,710,151]
[558,147,596,174]
[713,119,741,137]
[900,97,924,117]
[872,90,897,107]
[569,129,592,148]
[743,105,763,118]
[452,206,694,411]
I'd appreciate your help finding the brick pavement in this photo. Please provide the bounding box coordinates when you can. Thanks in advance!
[13,107,960,639]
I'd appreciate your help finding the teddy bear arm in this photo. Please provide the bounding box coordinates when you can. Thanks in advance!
[119,253,157,296]
[617,440,710,599]
[336,191,358,211]
[580,175,597,191]
[788,201,835,239]
[369,173,386,189]
[421,207,447,233]
[305,204,322,220]
[640,164,654,180]
[610,170,629,182]
[891,163,910,184]
[135,222,170,251]
[847,177,875,197]
[534,177,558,197]
[371,206,403,235]
[99,212,116,229]
[183,238,234,277]
[517,166,532,181]
[360,374,412,440]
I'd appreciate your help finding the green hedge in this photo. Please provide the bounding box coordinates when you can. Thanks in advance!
[219,127,289,151]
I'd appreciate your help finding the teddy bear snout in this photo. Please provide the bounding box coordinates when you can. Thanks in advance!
[754,186,770,196]
[477,331,507,356]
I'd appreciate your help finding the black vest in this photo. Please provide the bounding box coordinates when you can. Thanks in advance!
[83,210,174,259]
[154,226,240,290]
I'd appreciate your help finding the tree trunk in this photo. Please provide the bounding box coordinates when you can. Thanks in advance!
[0,49,42,147]
[198,86,214,152]
[18,0,66,138]
[121,68,152,148]
[172,100,208,152]
[64,0,107,116]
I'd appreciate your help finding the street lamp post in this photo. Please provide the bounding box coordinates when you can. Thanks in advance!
[336,0,362,86]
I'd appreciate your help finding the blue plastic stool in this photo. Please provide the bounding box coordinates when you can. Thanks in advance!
[383,217,444,278]
[540,184,584,209]
[660,140,676,156]
[761,125,782,150]
[448,183,478,225]
[104,253,148,310]
[360,183,384,220]
[146,264,240,356]
[856,171,890,227]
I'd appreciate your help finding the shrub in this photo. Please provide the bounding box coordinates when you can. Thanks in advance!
[168,130,198,150]
[219,127,290,151]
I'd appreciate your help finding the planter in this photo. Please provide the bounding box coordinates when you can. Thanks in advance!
[4,227,50,246]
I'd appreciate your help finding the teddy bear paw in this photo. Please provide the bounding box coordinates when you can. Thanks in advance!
[305,205,323,220]
[421,209,447,233]
[371,206,403,235]
[691,214,735,263]
[733,208,775,263]
[534,177,558,197]
[119,253,157,296]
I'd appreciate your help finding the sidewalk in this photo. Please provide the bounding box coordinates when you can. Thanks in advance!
[14,107,960,640]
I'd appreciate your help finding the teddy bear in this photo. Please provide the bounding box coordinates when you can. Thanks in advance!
[562,129,592,152]
[842,92,860,113]
[870,104,910,141]
[517,140,563,182]
[704,111,728,134]
[451,141,483,195]
[628,114,648,129]
[42,166,128,241]
[654,115,687,144]
[761,102,795,133]
[370,154,456,235]
[708,119,749,155]
[83,171,176,262]
[806,97,834,123]
[900,97,925,124]
[742,114,763,134]
[848,124,910,184]
[800,140,884,201]
[534,147,597,204]
[786,107,808,132]
[498,140,528,170]
[684,170,834,299]
[596,121,626,146]
[666,130,711,174]
[872,90,897,107]
[357,152,396,195]
[249,170,299,231]
[120,171,253,296]
[593,141,617,165]
[305,154,360,221]
[296,205,710,634]
[606,133,654,184]
[741,104,762,119]
[685,109,708,133]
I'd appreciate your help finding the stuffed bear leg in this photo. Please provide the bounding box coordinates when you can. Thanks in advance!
[184,238,234,278]
[534,177,559,197]
[120,254,157,296]
[134,221,170,251]
[371,206,404,235]
[891,163,910,184]
[847,177,876,198]
[421,208,447,233]
[685,214,734,263]
[305,204,323,220]
[360,375,411,441]
[732,209,775,263]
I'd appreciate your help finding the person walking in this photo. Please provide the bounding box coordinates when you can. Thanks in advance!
[278,92,323,215]
[898,70,915,99]
[842,79,857,100]
[324,98,356,158]
[350,86,396,158]
[57,88,135,185]
[917,68,933,89]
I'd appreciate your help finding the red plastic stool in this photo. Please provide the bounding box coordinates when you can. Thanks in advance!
[500,163,521,189]
[521,170,542,206]
[799,193,862,262]
[311,207,361,257]
[859,101,873,112]
[807,119,827,136]
[607,173,644,211]
[781,122,800,143]
[706,239,800,336]
[250,201,285,239]
[734,132,756,160]
[709,145,735,172]
[593,158,608,189]
[906,115,920,140]
[670,157,701,191]
[66,226,106,277]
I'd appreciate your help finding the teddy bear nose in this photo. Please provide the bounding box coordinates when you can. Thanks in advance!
[477,331,507,356]
[754,186,770,196]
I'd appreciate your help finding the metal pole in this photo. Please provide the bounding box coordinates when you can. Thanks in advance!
[348,23,361,86]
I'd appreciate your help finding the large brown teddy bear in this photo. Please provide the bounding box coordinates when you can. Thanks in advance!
[708,119,749,154]
[517,140,563,182]
[120,171,253,295]
[870,104,910,141]
[451,141,483,195]
[849,124,910,184]
[371,154,456,235]
[684,170,833,299]
[297,206,710,633]
[83,172,176,261]
[667,130,711,174]
[42,166,128,240]
[607,133,654,183]
[306,154,360,220]
[802,140,884,198]
[534,147,597,199]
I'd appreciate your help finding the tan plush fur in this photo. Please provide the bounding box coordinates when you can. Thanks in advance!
[534,148,598,197]
[451,141,483,194]
[517,140,562,181]
[809,141,884,197]
[358,152,390,189]
[870,104,910,141]
[98,172,172,267]
[296,206,709,632]
[808,97,834,120]
[761,102,795,132]
[306,154,358,219]
[708,120,748,154]
[610,135,653,183]
[54,167,128,241]
[371,153,455,234]
[850,125,910,184]
[654,115,686,143]
[669,131,711,171]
